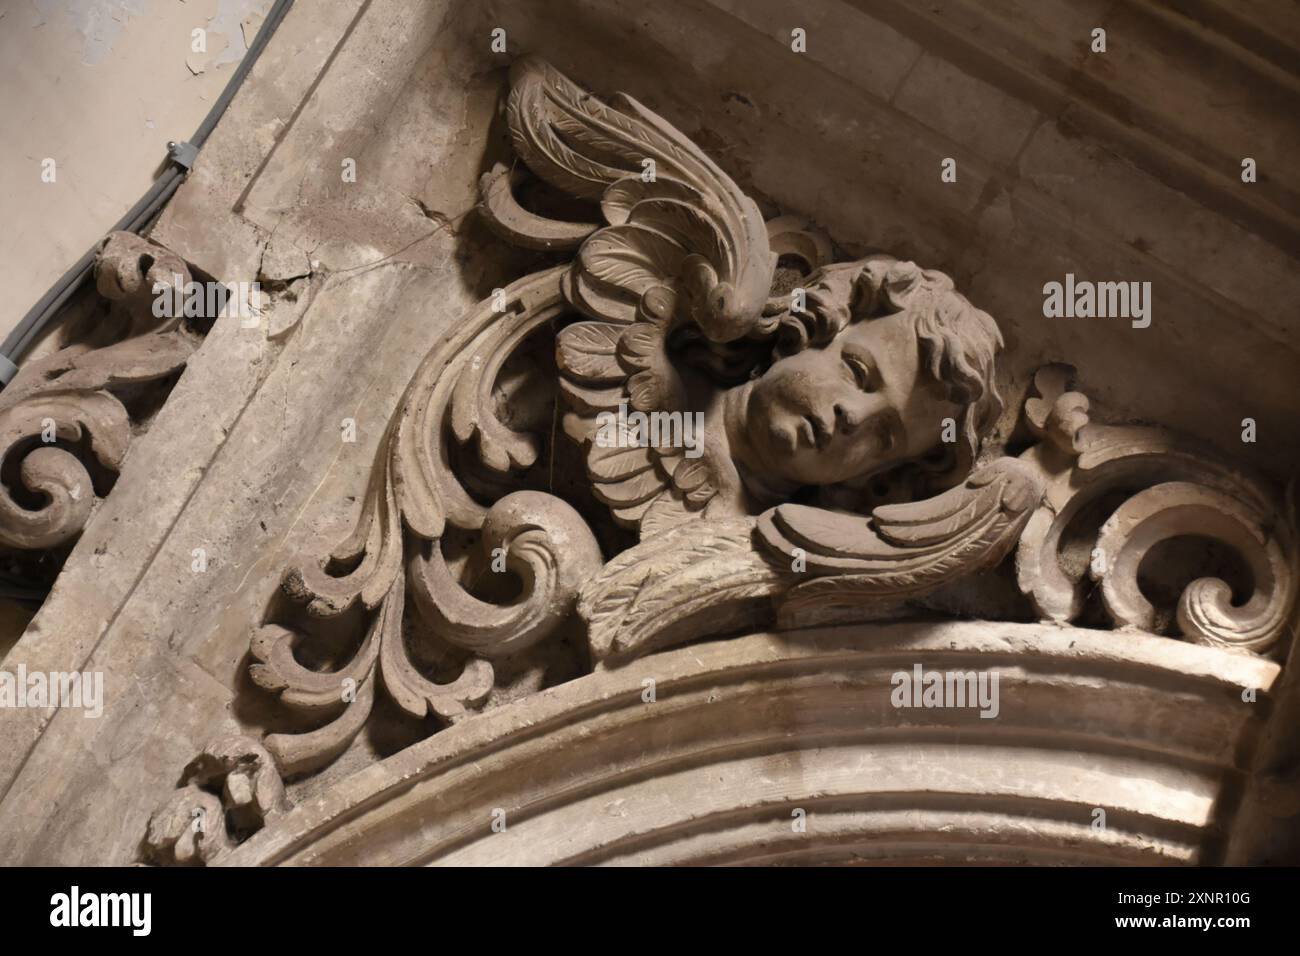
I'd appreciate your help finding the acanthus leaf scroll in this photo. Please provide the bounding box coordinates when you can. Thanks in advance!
[236,58,1298,793]
[0,232,208,556]
[1015,365,1297,654]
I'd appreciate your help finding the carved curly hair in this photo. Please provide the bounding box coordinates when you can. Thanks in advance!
[775,256,1004,485]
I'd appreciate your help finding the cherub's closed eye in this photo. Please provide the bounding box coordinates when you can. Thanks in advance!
[841,352,876,392]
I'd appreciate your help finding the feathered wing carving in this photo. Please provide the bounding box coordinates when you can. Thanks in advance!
[580,457,1047,664]
[498,62,849,540]
[758,457,1044,619]
[490,57,791,538]
[579,518,776,662]
[505,56,775,342]
[556,286,736,538]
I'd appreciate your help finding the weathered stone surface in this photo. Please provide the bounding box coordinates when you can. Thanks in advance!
[221,622,1279,866]
[0,0,1296,868]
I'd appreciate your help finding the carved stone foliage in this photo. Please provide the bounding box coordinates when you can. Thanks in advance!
[144,736,286,866]
[1015,365,1297,654]
[250,267,604,777]
[218,622,1280,867]
[0,232,207,553]
[235,55,1297,800]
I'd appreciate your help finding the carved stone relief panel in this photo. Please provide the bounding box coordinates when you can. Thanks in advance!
[139,58,1296,864]
[2,0,1295,870]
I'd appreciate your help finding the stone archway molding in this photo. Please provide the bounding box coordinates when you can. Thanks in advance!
[222,620,1276,867]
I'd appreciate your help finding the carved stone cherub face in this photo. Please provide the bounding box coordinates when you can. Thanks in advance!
[723,258,1002,492]
[730,310,964,486]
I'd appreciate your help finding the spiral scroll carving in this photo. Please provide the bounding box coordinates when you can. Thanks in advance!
[1016,365,1297,653]
[251,269,603,776]
[0,232,202,551]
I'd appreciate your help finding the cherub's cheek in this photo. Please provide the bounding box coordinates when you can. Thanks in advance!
[770,421,796,454]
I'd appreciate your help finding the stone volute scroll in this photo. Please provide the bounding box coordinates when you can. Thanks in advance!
[0,232,209,553]
[1015,365,1297,654]
[198,54,1298,840]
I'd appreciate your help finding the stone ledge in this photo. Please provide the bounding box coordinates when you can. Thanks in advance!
[226,621,1277,866]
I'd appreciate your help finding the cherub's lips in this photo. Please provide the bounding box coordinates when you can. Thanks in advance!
[797,415,834,451]
[774,415,827,453]
[767,410,827,455]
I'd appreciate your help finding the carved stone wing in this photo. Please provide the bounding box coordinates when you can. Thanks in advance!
[502,57,775,343]
[556,290,731,538]
[758,457,1045,619]
[579,518,774,662]
[580,457,1046,663]
[497,60,827,540]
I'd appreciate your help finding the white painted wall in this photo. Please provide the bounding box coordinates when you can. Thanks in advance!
[0,0,274,344]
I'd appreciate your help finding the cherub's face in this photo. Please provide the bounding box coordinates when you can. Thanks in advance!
[736,310,963,487]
